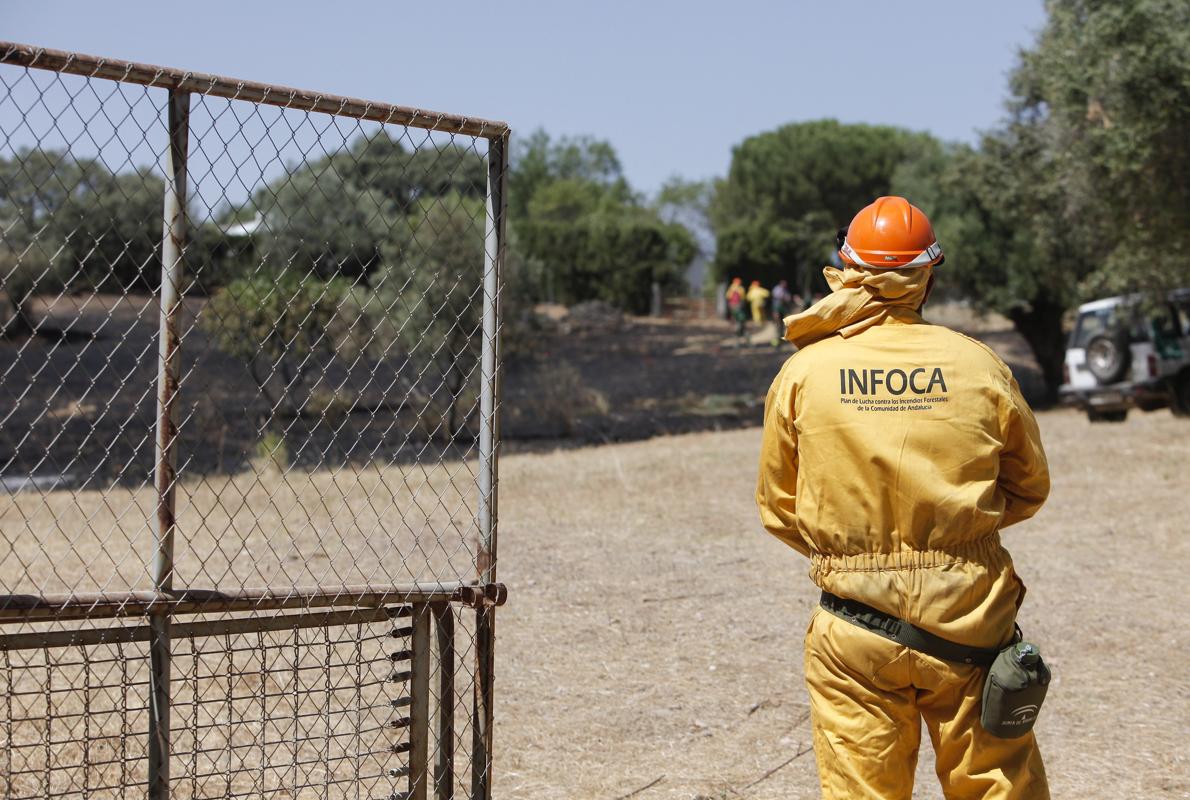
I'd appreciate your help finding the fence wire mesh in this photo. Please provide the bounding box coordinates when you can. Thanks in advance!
[0,42,506,799]
[1,608,479,800]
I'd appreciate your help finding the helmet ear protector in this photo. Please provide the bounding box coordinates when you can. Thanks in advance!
[834,221,945,268]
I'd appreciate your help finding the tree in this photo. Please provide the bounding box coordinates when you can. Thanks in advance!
[365,195,487,438]
[654,177,716,292]
[1012,0,1190,295]
[893,137,1076,398]
[509,130,695,310]
[711,120,937,293]
[200,270,351,416]
[0,221,67,335]
[893,0,1190,400]
[244,132,487,283]
[69,169,166,292]
[509,129,626,220]
[200,135,500,434]
[1,148,165,330]
[712,211,835,298]
[519,210,695,313]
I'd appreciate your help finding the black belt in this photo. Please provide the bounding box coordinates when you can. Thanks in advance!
[819,591,1004,667]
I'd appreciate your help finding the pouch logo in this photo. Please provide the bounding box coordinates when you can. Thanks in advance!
[839,367,948,396]
[999,704,1039,727]
[1011,704,1039,721]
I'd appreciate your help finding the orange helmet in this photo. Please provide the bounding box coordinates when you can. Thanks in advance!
[838,196,943,270]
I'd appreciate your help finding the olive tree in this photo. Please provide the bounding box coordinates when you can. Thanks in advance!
[201,270,351,416]
[363,195,486,439]
[893,0,1190,400]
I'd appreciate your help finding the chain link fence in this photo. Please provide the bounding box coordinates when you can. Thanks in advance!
[0,41,507,799]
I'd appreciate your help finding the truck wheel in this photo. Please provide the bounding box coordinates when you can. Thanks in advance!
[1171,372,1190,418]
[1086,332,1130,384]
[1087,408,1128,423]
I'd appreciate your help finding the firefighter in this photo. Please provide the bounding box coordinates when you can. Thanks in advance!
[770,279,796,346]
[726,277,748,340]
[756,196,1050,799]
[746,279,771,324]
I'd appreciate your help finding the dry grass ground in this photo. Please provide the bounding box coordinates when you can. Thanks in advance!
[2,300,1186,797]
[0,401,1185,798]
[0,458,483,799]
[494,408,1190,799]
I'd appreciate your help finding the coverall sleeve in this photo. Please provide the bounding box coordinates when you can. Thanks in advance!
[756,366,810,556]
[997,376,1051,528]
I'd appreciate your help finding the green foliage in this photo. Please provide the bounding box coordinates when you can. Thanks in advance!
[713,212,833,292]
[654,177,716,268]
[254,430,289,472]
[654,177,713,219]
[711,120,936,290]
[509,129,626,220]
[246,133,486,283]
[201,135,505,432]
[0,148,165,301]
[510,130,695,311]
[253,167,388,280]
[712,120,934,228]
[1010,0,1190,294]
[522,211,694,314]
[0,216,68,334]
[361,195,486,437]
[70,170,167,292]
[346,133,487,204]
[892,0,1190,399]
[201,270,351,414]
[891,140,1045,309]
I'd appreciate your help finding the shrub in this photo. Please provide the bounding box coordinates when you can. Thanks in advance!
[200,270,351,416]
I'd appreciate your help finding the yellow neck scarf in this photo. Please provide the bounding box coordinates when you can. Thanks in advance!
[783,264,932,348]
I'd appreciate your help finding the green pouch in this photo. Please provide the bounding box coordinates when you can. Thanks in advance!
[980,641,1051,739]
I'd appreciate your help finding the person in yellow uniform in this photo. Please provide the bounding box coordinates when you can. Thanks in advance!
[746,280,771,324]
[756,196,1050,799]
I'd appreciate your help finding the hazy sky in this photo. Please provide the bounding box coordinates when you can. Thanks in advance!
[3,1,1047,193]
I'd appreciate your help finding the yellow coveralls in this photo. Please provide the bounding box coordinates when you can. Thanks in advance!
[747,283,771,324]
[756,264,1050,800]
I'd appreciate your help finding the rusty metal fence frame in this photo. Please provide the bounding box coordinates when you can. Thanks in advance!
[0,41,508,799]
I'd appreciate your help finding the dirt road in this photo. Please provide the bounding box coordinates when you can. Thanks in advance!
[493,408,1189,799]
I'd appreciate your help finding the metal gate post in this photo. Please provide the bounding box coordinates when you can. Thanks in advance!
[472,131,508,800]
[409,604,432,800]
[149,87,190,800]
[434,603,455,800]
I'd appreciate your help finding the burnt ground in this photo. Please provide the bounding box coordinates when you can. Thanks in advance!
[501,305,1045,448]
[0,295,1044,488]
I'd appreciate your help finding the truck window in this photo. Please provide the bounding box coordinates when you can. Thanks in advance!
[1071,305,1150,348]
[1071,310,1109,348]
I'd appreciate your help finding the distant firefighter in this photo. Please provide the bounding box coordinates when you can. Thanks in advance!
[770,280,795,346]
[746,280,770,324]
[771,279,794,321]
[725,277,748,339]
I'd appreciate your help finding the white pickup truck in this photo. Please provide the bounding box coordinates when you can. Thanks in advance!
[1059,289,1190,422]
